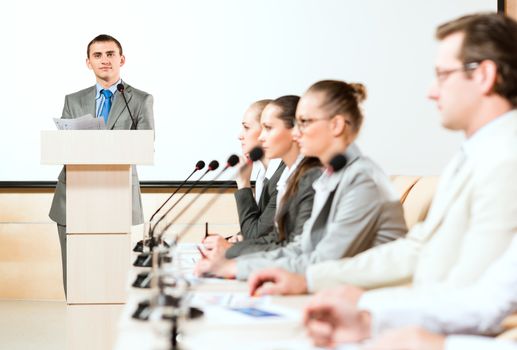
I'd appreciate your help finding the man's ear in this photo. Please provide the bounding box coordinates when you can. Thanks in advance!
[120,55,126,67]
[86,58,92,70]
[475,60,498,95]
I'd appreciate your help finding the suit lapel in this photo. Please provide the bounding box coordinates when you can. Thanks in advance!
[424,160,474,233]
[275,191,292,223]
[310,143,361,223]
[257,177,270,210]
[106,86,132,130]
[79,86,96,118]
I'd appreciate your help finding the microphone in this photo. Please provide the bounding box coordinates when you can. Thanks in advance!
[156,155,239,243]
[117,83,137,130]
[248,146,264,163]
[328,154,348,174]
[132,157,239,318]
[133,160,220,267]
[132,156,238,300]
[133,160,206,253]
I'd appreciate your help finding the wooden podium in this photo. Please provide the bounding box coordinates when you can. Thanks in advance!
[41,130,154,304]
[41,130,154,349]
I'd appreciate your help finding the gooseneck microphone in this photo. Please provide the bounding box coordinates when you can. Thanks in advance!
[149,160,206,224]
[156,155,239,243]
[133,160,206,252]
[133,160,219,267]
[117,83,137,130]
[148,160,218,248]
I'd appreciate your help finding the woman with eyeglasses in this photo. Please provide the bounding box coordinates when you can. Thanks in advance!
[204,95,322,258]
[196,80,407,280]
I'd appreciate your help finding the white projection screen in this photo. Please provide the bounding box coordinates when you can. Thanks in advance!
[0,0,496,183]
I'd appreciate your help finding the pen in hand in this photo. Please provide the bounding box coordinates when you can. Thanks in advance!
[197,244,208,259]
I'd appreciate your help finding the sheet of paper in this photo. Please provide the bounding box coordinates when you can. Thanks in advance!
[53,114,106,130]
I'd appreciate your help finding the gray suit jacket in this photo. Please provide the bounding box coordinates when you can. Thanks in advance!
[235,144,408,280]
[225,162,286,257]
[225,166,322,258]
[48,81,154,226]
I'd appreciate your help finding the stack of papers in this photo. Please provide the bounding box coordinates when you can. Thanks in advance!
[54,114,106,130]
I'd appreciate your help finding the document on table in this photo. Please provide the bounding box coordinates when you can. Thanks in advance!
[188,291,269,309]
[54,114,106,130]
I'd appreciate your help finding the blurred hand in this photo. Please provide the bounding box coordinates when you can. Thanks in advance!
[363,327,445,350]
[248,268,308,296]
[203,234,233,252]
[194,247,237,279]
[228,234,243,243]
[304,294,372,348]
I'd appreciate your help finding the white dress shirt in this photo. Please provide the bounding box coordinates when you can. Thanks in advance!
[254,158,282,204]
[359,235,517,337]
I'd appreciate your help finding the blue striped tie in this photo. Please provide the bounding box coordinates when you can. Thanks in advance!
[100,89,113,125]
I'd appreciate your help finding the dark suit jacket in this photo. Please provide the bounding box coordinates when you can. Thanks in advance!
[48,81,154,226]
[226,166,322,258]
[224,162,285,257]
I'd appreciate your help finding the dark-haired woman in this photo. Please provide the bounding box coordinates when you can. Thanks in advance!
[204,95,322,258]
[196,80,407,280]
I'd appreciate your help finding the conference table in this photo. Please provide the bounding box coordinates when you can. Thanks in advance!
[113,238,359,350]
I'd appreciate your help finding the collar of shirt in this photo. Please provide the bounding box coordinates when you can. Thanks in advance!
[277,154,304,192]
[253,158,282,204]
[276,154,305,206]
[312,143,361,193]
[462,110,517,159]
[95,79,122,117]
[264,158,282,179]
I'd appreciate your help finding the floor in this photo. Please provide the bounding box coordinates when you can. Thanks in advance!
[0,300,66,350]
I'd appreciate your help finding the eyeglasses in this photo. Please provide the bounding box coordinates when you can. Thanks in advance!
[294,117,331,131]
[435,62,480,84]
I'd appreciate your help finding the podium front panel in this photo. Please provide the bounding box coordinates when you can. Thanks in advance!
[66,164,131,234]
[67,234,131,304]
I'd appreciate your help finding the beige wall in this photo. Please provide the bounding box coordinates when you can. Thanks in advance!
[0,187,239,301]
[0,175,427,301]
[507,0,517,19]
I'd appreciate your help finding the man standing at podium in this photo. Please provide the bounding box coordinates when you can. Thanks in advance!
[49,34,155,297]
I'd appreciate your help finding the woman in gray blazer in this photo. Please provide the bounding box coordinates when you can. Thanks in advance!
[203,96,321,259]
[206,95,322,258]
[196,80,407,280]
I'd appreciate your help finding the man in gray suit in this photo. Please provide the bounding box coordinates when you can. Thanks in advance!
[49,34,154,296]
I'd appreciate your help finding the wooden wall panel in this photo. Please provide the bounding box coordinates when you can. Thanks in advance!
[0,189,240,301]
[507,0,517,21]
[0,176,423,300]
[0,223,64,300]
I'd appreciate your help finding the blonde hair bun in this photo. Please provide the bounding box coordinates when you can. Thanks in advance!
[349,83,367,103]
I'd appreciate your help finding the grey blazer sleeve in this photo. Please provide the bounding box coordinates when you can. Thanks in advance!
[232,163,285,242]
[235,171,402,280]
[225,167,321,259]
[233,188,271,239]
[283,167,322,243]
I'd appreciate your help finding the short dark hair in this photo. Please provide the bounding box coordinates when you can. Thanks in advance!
[87,34,123,58]
[437,13,517,106]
